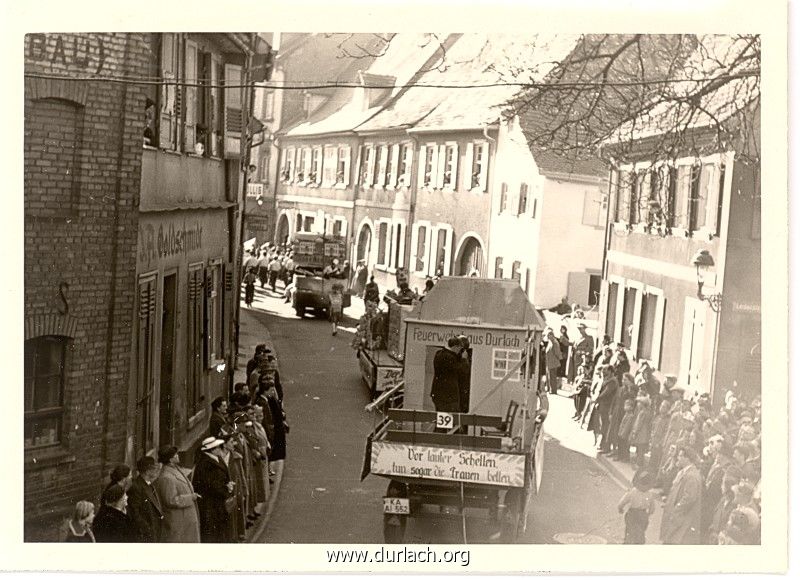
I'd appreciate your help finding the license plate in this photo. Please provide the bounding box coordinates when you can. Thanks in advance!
[383,497,410,514]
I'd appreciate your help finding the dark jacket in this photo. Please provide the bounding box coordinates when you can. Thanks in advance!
[209,411,228,438]
[93,505,139,543]
[595,376,619,414]
[127,475,165,542]
[192,452,233,543]
[431,348,462,411]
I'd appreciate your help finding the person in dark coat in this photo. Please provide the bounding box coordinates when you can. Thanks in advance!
[363,275,380,304]
[594,365,619,452]
[93,484,139,542]
[209,397,229,437]
[127,456,165,542]
[193,437,235,543]
[430,337,464,413]
[660,445,703,544]
[260,378,287,462]
[457,336,472,414]
[246,344,268,378]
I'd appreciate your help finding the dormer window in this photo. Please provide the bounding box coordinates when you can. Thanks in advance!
[358,71,396,110]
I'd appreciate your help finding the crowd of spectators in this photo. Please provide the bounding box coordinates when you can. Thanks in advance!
[566,336,761,545]
[60,344,286,543]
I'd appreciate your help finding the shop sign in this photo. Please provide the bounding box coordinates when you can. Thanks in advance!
[410,326,522,349]
[731,302,760,314]
[27,34,107,74]
[138,221,204,267]
[370,441,525,487]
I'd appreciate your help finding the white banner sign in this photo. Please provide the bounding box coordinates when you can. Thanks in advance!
[371,441,525,487]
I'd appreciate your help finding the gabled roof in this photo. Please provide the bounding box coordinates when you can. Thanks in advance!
[284,34,444,138]
[606,35,759,144]
[411,277,545,330]
[358,33,579,133]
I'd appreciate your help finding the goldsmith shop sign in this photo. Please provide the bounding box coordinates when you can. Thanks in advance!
[139,221,204,267]
[370,441,525,487]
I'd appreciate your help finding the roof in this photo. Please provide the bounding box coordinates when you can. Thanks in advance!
[606,35,760,144]
[359,33,579,133]
[410,277,545,330]
[285,34,443,138]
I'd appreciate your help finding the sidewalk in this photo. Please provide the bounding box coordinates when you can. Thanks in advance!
[235,300,285,543]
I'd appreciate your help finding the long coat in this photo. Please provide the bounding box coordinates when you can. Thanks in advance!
[93,505,139,542]
[431,348,462,411]
[127,476,165,542]
[266,394,287,461]
[192,452,233,543]
[660,463,703,544]
[155,464,201,543]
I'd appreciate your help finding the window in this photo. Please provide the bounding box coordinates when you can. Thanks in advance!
[297,148,307,183]
[674,164,693,229]
[332,220,342,237]
[420,144,437,188]
[492,348,522,381]
[295,213,303,232]
[363,145,375,187]
[183,39,199,152]
[281,147,296,182]
[387,144,399,188]
[376,145,388,188]
[393,224,404,268]
[303,215,315,232]
[589,274,601,307]
[494,257,504,279]
[715,163,726,237]
[208,55,224,157]
[158,33,180,151]
[499,183,508,214]
[398,143,412,186]
[605,281,619,339]
[665,166,678,228]
[628,171,642,224]
[206,262,224,365]
[637,292,659,360]
[688,164,704,231]
[582,187,605,226]
[443,144,458,189]
[187,266,204,417]
[377,221,389,266]
[136,274,158,454]
[322,146,337,186]
[24,336,67,448]
[620,286,637,347]
[415,225,427,272]
[311,147,321,184]
[511,260,522,282]
[518,183,529,216]
[469,141,489,191]
[336,146,350,186]
[434,229,448,276]
[646,169,661,224]
[615,170,632,222]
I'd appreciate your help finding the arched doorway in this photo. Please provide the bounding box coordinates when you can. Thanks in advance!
[356,223,372,266]
[456,236,484,276]
[276,213,290,246]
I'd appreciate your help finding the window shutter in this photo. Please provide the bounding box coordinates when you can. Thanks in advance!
[409,224,420,272]
[377,146,388,187]
[183,40,198,152]
[403,144,413,186]
[479,142,489,192]
[223,266,234,357]
[436,145,446,189]
[464,143,474,190]
[389,144,399,187]
[159,34,177,150]
[223,63,243,158]
[355,145,363,188]
[343,146,351,186]
[315,147,323,184]
[443,227,454,275]
[652,295,666,367]
[365,146,375,187]
[429,145,440,189]
[450,144,459,189]
[417,146,427,188]
[205,271,213,367]
[303,148,313,180]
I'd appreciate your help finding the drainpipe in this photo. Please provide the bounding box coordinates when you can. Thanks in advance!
[350,133,363,264]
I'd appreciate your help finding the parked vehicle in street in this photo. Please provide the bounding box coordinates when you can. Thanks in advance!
[290,233,351,318]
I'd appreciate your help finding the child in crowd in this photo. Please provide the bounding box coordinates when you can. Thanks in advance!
[614,399,636,461]
[617,470,656,544]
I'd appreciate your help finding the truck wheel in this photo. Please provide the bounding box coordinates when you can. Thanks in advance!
[500,488,523,543]
[295,307,304,318]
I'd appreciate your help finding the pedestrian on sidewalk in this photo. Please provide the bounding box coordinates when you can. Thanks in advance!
[257,250,270,289]
[329,283,344,335]
[364,275,380,304]
[648,400,672,471]
[629,395,654,468]
[660,445,703,544]
[193,436,235,543]
[614,398,636,461]
[557,325,570,380]
[595,366,619,452]
[618,470,656,544]
[543,328,562,395]
[243,267,257,307]
[568,323,594,381]
[209,396,229,438]
[127,456,165,542]
[155,445,201,543]
[103,464,133,497]
[268,255,282,292]
[570,360,592,420]
[220,429,248,542]
[93,484,138,542]
[602,373,635,456]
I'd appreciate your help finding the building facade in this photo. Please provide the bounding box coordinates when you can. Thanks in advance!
[24,33,149,538]
[599,117,761,407]
[23,32,269,539]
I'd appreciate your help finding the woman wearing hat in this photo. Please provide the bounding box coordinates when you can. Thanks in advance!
[192,436,235,543]
[155,445,201,543]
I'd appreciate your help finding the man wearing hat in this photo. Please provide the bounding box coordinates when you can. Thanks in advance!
[568,322,594,381]
[660,445,703,544]
[192,436,235,543]
[701,438,733,539]
[155,445,201,542]
[431,337,465,414]
[127,456,165,542]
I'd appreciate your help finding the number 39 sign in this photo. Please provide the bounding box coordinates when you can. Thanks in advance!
[436,412,454,429]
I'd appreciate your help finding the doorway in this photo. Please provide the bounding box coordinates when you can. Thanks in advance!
[159,273,177,446]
